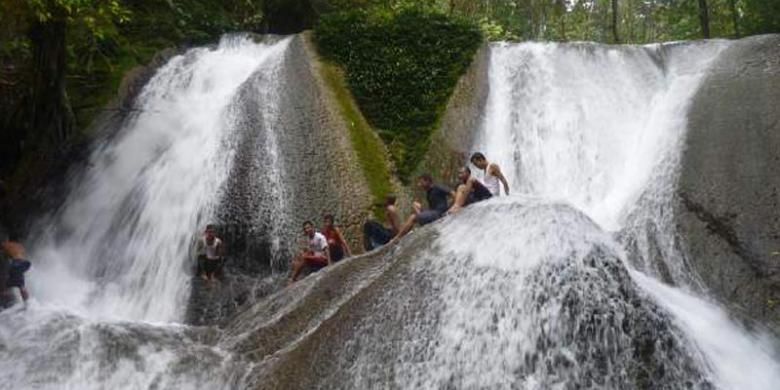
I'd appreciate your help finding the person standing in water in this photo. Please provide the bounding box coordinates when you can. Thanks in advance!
[470,152,510,196]
[195,225,224,283]
[448,166,493,214]
[2,232,31,302]
[290,221,331,283]
[322,214,351,263]
[363,195,402,251]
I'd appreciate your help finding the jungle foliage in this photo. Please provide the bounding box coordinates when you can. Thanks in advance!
[315,7,482,179]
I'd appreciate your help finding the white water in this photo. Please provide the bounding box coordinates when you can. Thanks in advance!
[0,36,291,389]
[28,36,291,323]
[439,41,780,389]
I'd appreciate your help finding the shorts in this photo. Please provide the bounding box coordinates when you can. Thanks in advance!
[303,253,328,269]
[330,245,345,263]
[416,210,444,226]
[204,259,220,274]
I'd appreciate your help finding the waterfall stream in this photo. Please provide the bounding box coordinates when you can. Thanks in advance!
[1,36,778,390]
[0,35,291,389]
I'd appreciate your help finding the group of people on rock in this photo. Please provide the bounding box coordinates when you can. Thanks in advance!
[1,231,31,307]
[363,152,509,251]
[194,152,509,285]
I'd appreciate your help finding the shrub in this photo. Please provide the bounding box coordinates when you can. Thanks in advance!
[315,8,482,180]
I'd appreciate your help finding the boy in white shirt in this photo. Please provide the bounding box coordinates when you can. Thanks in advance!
[289,220,331,283]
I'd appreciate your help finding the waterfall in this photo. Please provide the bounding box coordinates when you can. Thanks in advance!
[458,41,780,389]
[27,35,291,323]
[0,35,290,388]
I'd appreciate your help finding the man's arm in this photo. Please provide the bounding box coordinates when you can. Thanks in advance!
[336,228,352,257]
[217,239,226,258]
[387,205,401,234]
[490,163,510,195]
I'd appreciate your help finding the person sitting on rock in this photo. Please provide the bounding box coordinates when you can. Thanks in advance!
[448,166,493,214]
[363,195,402,251]
[195,224,224,283]
[2,232,31,303]
[394,174,454,239]
[322,214,351,263]
[470,152,510,196]
[290,221,331,283]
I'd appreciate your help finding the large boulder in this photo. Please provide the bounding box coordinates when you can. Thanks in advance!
[677,34,780,331]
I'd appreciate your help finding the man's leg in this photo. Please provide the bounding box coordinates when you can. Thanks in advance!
[290,254,305,282]
[391,214,418,243]
[448,184,469,214]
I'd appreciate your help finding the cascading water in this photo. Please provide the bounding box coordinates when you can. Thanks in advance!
[455,42,780,388]
[0,35,291,388]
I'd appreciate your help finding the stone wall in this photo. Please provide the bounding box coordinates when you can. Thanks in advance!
[677,34,780,332]
[415,44,490,188]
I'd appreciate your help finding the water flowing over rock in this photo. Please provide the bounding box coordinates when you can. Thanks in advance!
[2,34,780,390]
[677,34,780,331]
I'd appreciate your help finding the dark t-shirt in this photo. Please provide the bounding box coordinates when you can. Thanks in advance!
[7,259,30,288]
[427,184,451,214]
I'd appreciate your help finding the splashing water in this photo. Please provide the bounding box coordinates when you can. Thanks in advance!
[448,41,780,389]
[0,36,291,389]
[29,36,292,323]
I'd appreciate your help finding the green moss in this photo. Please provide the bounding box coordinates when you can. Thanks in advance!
[319,61,393,218]
[315,8,482,180]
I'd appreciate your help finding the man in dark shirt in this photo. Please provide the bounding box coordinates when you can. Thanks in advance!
[2,232,31,302]
[394,174,454,239]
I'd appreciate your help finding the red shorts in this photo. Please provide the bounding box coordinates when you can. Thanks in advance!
[303,253,328,267]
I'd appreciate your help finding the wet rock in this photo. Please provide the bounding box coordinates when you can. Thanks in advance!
[678,34,780,332]
[416,44,490,185]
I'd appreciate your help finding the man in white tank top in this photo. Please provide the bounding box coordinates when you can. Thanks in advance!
[470,152,510,196]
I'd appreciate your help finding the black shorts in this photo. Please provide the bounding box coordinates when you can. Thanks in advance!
[204,259,220,274]
[416,210,443,225]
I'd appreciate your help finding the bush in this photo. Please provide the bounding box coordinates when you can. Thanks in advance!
[315,8,482,179]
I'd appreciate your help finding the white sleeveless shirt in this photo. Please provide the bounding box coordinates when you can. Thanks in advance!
[481,164,501,196]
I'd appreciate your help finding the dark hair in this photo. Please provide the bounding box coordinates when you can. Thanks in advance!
[205,224,216,231]
[417,174,433,183]
[302,220,314,228]
[385,195,397,206]
[460,166,471,174]
[323,214,334,223]
[470,152,486,162]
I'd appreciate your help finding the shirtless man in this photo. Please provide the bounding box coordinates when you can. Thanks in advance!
[2,233,31,302]
[470,152,510,196]
[448,166,493,214]
[363,195,402,251]
[289,221,331,283]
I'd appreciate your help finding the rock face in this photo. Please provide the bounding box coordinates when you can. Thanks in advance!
[187,34,375,325]
[415,44,490,185]
[677,34,780,331]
